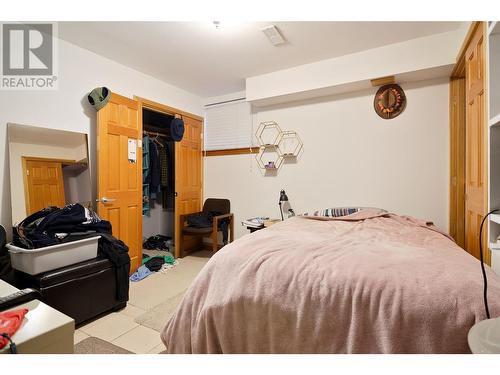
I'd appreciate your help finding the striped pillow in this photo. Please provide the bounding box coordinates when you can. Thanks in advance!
[302,207,361,217]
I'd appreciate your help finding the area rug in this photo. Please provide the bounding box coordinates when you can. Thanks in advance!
[74,337,132,354]
[135,289,186,332]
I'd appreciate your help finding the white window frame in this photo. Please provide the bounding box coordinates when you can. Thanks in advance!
[204,99,255,151]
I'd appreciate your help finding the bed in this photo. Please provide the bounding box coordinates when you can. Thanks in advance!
[161,208,500,353]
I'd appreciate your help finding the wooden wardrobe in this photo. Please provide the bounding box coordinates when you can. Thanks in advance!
[96,93,203,272]
[449,22,489,263]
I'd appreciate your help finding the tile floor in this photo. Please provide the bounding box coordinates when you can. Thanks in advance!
[74,250,211,353]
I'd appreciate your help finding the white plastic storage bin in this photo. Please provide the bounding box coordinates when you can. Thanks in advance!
[7,236,100,275]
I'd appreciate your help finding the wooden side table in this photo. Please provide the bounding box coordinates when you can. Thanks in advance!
[246,219,281,233]
[264,219,281,227]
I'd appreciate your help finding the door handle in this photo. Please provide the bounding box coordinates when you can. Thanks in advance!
[97,197,116,204]
[175,192,178,197]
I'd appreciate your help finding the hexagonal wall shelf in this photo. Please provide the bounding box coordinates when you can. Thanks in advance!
[254,121,303,174]
[277,130,303,158]
[256,121,282,146]
[256,146,284,171]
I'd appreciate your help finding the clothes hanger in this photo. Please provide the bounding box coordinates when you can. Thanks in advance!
[153,132,164,147]
[143,130,166,145]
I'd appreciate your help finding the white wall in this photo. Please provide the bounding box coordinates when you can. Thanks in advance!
[204,78,450,239]
[63,167,92,211]
[0,37,202,234]
[143,205,174,240]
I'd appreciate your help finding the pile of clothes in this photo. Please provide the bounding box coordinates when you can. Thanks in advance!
[130,253,178,282]
[143,234,173,252]
[97,233,130,302]
[11,204,130,303]
[187,210,230,244]
[13,204,111,249]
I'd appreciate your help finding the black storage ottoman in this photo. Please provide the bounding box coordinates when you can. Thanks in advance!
[13,257,127,325]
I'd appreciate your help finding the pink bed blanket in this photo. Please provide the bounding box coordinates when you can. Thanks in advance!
[161,210,500,353]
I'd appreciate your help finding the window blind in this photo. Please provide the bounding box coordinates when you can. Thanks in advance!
[204,100,253,151]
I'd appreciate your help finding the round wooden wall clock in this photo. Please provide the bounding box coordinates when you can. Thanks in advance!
[374,84,406,119]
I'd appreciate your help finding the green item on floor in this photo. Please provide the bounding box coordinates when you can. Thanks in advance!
[142,255,175,266]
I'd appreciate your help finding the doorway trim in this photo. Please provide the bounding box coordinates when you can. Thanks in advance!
[449,22,475,249]
[134,96,203,122]
[134,95,204,259]
[449,77,466,248]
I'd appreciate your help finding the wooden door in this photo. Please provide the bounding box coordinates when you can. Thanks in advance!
[449,78,466,248]
[24,159,65,214]
[175,115,203,257]
[97,93,142,272]
[464,24,488,263]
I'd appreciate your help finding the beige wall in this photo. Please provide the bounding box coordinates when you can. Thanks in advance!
[204,78,450,239]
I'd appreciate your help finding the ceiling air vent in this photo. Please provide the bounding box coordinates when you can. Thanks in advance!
[261,25,286,46]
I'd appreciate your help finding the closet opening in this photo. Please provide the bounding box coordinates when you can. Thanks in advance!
[142,107,176,260]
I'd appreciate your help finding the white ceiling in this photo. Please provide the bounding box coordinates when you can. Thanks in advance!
[58,21,462,98]
[8,123,87,148]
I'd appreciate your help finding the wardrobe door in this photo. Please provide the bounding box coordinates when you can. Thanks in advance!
[464,23,488,263]
[97,92,142,273]
[175,115,203,257]
[449,78,466,249]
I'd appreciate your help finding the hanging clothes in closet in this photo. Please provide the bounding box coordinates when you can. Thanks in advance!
[158,143,169,209]
[143,132,174,211]
[159,145,168,188]
[163,142,175,210]
[142,135,151,216]
[148,138,161,201]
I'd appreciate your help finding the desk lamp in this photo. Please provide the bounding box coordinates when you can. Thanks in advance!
[279,190,288,221]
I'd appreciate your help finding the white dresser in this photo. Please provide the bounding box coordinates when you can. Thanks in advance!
[0,279,74,354]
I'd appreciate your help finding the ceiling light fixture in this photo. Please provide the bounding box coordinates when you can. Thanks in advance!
[261,25,286,46]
